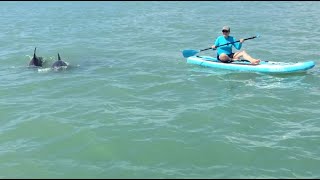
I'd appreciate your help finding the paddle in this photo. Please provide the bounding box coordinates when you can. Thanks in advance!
[182,35,259,58]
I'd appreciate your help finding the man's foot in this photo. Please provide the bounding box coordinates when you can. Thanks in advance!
[251,59,260,64]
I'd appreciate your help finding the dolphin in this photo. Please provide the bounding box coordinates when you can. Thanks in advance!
[29,47,43,67]
[52,53,68,70]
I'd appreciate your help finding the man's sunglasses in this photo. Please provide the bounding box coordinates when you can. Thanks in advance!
[222,30,229,33]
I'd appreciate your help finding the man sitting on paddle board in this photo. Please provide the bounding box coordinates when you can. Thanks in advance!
[212,26,260,64]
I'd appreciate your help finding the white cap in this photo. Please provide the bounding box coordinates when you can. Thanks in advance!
[222,26,230,31]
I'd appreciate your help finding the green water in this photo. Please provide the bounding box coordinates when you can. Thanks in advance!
[0,1,319,178]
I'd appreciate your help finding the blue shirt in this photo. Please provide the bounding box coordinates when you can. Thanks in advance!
[214,35,242,56]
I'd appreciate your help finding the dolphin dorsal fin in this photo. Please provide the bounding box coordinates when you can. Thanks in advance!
[58,53,61,61]
[33,47,37,58]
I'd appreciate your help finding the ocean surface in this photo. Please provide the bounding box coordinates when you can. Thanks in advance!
[0,1,319,178]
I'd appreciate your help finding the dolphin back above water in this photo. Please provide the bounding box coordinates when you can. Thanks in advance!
[52,53,68,70]
[29,47,43,67]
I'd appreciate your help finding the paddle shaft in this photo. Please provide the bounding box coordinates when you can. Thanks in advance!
[200,36,257,52]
